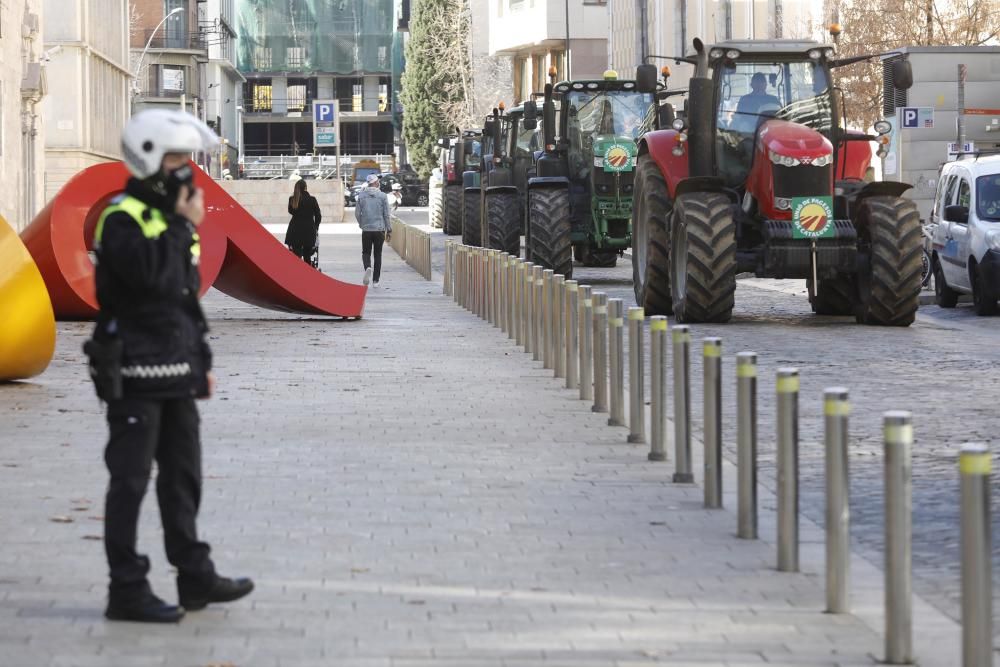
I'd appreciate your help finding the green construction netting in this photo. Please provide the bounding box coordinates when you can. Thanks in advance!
[236,0,395,74]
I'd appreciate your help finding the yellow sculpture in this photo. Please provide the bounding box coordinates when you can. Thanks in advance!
[0,215,56,380]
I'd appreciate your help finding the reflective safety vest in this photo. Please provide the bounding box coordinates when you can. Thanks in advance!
[95,194,201,264]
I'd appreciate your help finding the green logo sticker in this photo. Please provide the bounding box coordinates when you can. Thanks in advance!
[791,196,834,239]
[603,143,636,173]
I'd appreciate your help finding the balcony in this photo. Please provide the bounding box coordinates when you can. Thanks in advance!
[136,28,206,52]
[241,97,393,116]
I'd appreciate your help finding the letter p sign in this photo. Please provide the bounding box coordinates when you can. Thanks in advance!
[316,103,335,123]
[902,108,918,128]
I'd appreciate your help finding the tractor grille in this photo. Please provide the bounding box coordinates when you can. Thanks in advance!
[592,168,635,196]
[607,219,629,240]
[772,163,832,199]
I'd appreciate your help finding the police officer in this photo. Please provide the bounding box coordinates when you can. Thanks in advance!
[88,109,253,623]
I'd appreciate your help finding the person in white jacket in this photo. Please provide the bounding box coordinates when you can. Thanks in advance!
[354,173,392,286]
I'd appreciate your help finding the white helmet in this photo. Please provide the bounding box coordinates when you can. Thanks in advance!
[121,109,219,179]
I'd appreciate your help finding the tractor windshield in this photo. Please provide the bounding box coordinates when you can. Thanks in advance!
[715,60,832,186]
[565,90,654,141]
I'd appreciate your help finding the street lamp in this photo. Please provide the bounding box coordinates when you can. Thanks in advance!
[132,7,185,94]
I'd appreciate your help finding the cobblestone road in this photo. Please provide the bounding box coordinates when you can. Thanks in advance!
[412,209,1000,639]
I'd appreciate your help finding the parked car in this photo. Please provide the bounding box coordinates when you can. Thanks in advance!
[930,153,1000,315]
[378,171,430,207]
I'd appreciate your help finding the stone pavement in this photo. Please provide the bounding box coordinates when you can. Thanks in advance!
[0,229,961,666]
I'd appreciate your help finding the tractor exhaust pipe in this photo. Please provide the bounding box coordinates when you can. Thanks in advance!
[542,82,556,150]
[688,38,713,178]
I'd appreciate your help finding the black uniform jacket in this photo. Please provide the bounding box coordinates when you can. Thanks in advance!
[92,179,212,399]
[285,192,322,253]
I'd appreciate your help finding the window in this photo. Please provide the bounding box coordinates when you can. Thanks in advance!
[352,81,363,112]
[161,66,186,96]
[250,81,273,112]
[378,83,389,112]
[164,0,187,48]
[287,84,306,112]
[957,178,971,209]
[254,47,272,70]
[286,47,305,69]
[675,0,687,55]
[976,175,1000,221]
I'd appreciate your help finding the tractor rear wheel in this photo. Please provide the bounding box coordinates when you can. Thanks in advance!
[670,192,736,323]
[808,277,855,316]
[487,191,521,256]
[855,196,922,326]
[528,187,572,278]
[443,185,462,236]
[428,186,444,228]
[462,190,482,247]
[632,156,673,315]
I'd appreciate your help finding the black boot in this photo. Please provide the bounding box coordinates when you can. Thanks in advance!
[178,575,254,611]
[106,591,185,623]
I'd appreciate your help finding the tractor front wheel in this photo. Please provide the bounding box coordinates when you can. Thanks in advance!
[462,190,482,247]
[487,191,521,256]
[855,196,922,326]
[443,185,462,236]
[528,187,572,277]
[670,192,736,323]
[428,186,444,228]
[632,156,673,315]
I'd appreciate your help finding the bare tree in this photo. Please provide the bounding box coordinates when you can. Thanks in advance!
[834,0,1000,130]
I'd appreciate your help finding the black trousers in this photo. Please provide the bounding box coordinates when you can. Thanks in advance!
[104,397,214,602]
[361,231,385,282]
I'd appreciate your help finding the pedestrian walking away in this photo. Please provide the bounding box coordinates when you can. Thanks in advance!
[356,172,392,287]
[285,179,322,265]
[83,108,253,624]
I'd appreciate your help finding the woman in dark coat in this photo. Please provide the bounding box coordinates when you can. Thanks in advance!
[285,179,322,262]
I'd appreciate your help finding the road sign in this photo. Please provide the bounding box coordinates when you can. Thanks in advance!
[947,141,976,156]
[901,107,934,129]
[312,99,338,147]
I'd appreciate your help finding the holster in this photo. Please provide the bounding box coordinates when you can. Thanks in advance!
[83,338,123,401]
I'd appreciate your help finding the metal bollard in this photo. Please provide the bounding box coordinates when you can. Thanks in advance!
[703,337,722,508]
[533,266,544,362]
[542,270,554,369]
[627,307,646,444]
[960,443,992,667]
[776,368,800,572]
[459,247,467,308]
[444,241,452,296]
[579,285,594,402]
[607,299,625,427]
[883,411,913,665]
[508,258,517,340]
[672,326,693,483]
[824,387,850,614]
[592,292,608,413]
[648,316,668,461]
[495,251,503,329]
[497,253,506,332]
[553,274,566,379]
[522,263,533,352]
[736,352,758,538]
[488,251,497,325]
[565,281,579,390]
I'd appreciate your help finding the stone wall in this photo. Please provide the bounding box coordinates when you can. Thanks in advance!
[218,179,346,225]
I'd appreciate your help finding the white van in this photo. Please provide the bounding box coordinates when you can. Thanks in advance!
[929,153,1000,315]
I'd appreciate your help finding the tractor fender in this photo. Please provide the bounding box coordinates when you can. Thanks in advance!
[485,185,518,195]
[528,176,570,190]
[637,129,689,199]
[854,180,912,200]
[674,176,738,203]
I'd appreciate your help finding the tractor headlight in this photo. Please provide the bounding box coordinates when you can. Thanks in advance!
[812,154,833,167]
[671,118,686,131]
[874,120,892,135]
[808,49,822,60]
[709,48,725,59]
[769,149,799,167]
[725,49,741,60]
[775,197,792,210]
[987,230,1000,252]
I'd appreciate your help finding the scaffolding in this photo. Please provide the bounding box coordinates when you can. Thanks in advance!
[236,0,395,74]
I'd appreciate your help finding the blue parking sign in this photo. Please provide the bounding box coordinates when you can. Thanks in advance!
[315,103,335,123]
[312,99,338,148]
[901,107,933,129]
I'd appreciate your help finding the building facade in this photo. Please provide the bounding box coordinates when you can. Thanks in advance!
[201,0,245,175]
[608,0,824,79]
[235,0,397,157]
[0,0,45,232]
[487,0,609,105]
[130,0,207,115]
[42,0,131,203]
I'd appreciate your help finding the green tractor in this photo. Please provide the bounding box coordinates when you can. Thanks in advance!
[521,68,658,277]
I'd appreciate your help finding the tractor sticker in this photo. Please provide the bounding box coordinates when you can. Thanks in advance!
[792,196,835,239]
[603,143,636,173]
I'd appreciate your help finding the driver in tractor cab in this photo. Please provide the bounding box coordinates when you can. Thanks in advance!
[737,72,780,117]
[567,105,588,180]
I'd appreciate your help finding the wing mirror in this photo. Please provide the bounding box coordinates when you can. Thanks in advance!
[945,205,969,224]
[635,64,658,93]
[892,59,913,90]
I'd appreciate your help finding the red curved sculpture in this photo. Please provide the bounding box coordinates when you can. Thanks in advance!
[20,162,366,320]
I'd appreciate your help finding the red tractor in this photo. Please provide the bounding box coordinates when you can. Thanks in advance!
[632,39,922,325]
